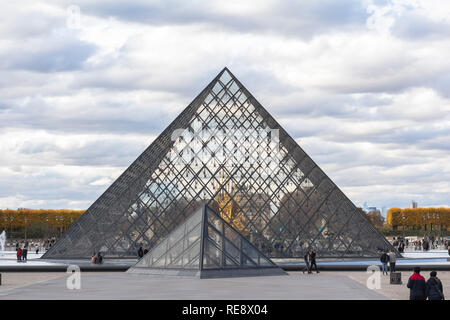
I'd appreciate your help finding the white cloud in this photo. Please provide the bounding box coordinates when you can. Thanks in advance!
[0,0,449,210]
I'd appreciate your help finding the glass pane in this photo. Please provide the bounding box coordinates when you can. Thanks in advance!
[202,239,222,269]
[242,240,259,265]
[207,208,223,232]
[181,238,201,269]
[207,225,222,249]
[224,239,240,265]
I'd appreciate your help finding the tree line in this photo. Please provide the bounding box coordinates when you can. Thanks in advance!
[386,207,450,230]
[0,209,85,239]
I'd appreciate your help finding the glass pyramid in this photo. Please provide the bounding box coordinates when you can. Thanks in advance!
[42,67,398,260]
[127,204,286,278]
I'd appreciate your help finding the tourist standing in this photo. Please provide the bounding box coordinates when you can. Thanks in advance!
[97,252,103,264]
[407,267,426,300]
[310,249,319,273]
[16,247,22,262]
[425,271,444,300]
[380,250,389,275]
[302,249,311,274]
[91,251,97,264]
[138,246,144,259]
[22,246,28,262]
[388,250,396,273]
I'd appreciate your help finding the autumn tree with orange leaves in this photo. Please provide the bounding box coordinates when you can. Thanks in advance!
[0,209,84,239]
[386,207,450,231]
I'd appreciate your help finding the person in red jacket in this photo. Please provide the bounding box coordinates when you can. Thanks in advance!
[407,267,426,300]
[16,247,22,262]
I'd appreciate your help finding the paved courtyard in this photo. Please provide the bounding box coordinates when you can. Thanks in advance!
[0,250,448,300]
[0,271,391,300]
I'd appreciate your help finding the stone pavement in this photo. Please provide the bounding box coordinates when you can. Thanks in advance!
[0,271,388,300]
[329,270,450,300]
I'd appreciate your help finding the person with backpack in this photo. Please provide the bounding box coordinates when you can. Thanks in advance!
[380,250,389,275]
[407,267,427,300]
[426,271,444,300]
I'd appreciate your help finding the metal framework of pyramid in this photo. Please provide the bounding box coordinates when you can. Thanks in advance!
[127,204,286,278]
[42,67,398,260]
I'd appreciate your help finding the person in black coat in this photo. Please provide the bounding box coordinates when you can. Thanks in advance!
[380,251,389,275]
[426,271,444,300]
[310,250,319,273]
[97,252,103,264]
[138,246,144,259]
[407,267,427,300]
[22,247,28,262]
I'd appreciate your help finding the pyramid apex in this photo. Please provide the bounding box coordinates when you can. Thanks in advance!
[218,66,232,77]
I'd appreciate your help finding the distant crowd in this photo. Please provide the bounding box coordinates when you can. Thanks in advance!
[13,237,59,263]
[391,236,449,254]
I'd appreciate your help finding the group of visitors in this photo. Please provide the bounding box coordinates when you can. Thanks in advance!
[391,238,406,252]
[379,250,397,275]
[43,237,57,251]
[91,251,103,264]
[302,248,319,274]
[394,236,449,252]
[407,267,444,300]
[10,238,57,255]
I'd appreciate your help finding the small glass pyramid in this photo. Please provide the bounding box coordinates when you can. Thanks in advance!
[127,204,286,278]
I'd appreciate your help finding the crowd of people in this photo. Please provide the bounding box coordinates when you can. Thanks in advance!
[13,237,60,262]
[379,249,446,300]
[392,236,449,253]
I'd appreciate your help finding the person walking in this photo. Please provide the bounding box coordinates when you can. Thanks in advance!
[137,246,144,259]
[302,248,311,274]
[407,267,426,300]
[426,271,444,300]
[380,250,389,275]
[310,249,319,273]
[388,250,396,273]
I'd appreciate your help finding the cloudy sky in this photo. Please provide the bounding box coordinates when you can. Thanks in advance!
[1,0,449,213]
